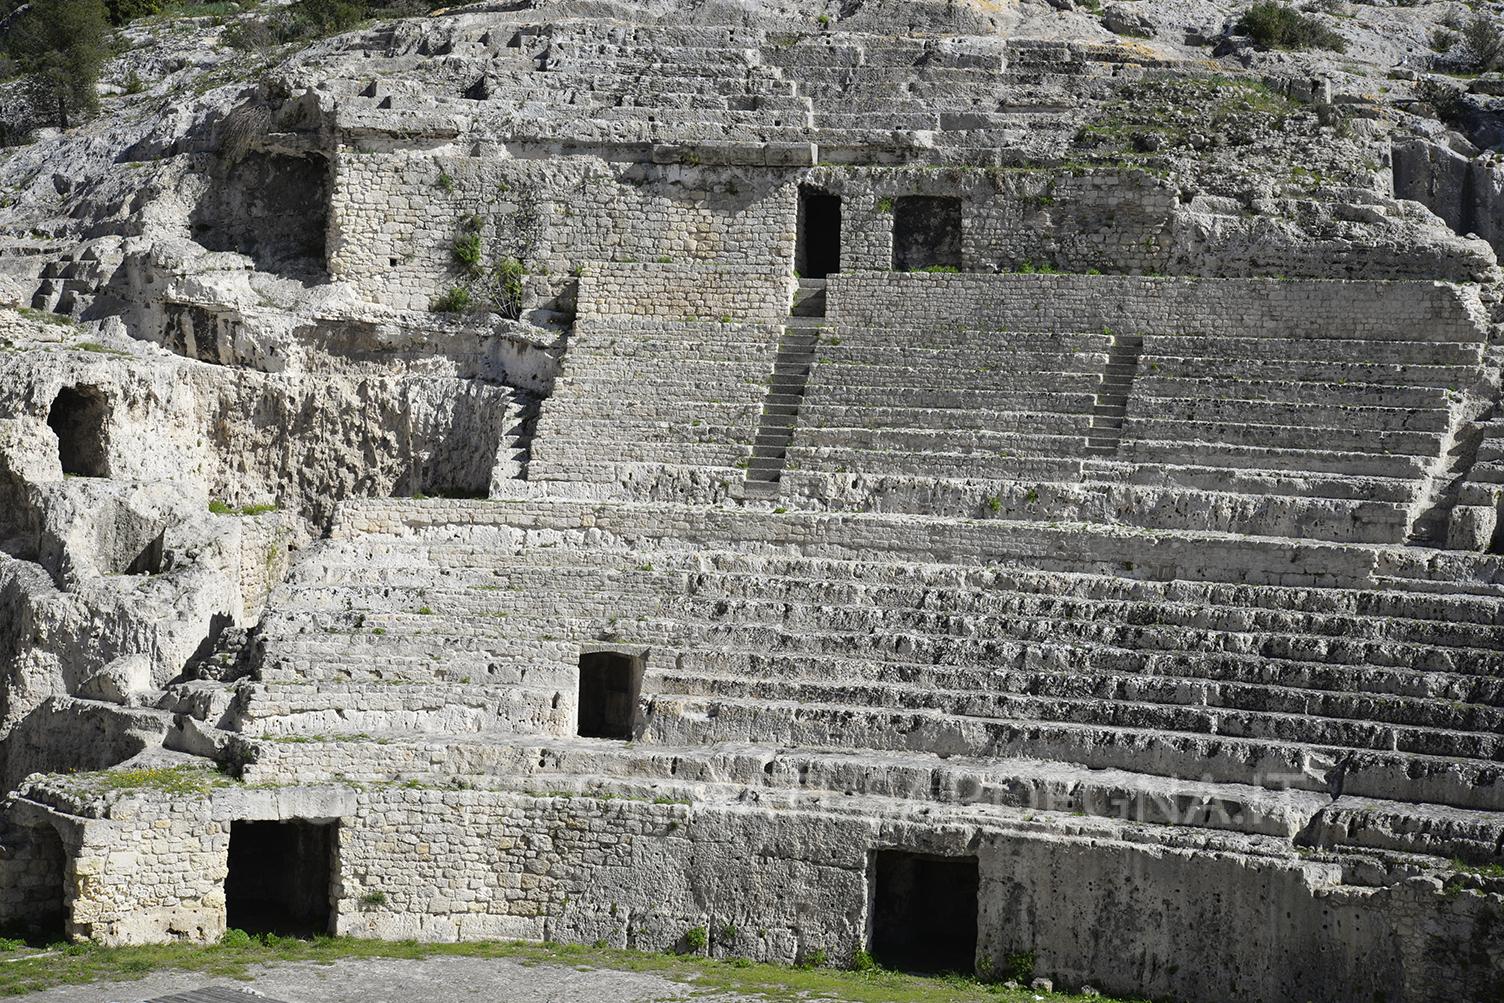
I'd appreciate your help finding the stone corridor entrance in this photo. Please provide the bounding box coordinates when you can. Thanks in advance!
[797,187,842,279]
[869,850,979,974]
[225,820,336,937]
[576,651,643,739]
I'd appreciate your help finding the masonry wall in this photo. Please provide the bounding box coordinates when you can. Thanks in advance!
[826,272,1487,342]
[578,264,791,321]
[328,151,800,311]
[804,166,1177,275]
[35,785,1504,1002]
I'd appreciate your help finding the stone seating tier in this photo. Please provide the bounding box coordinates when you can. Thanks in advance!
[232,500,1504,817]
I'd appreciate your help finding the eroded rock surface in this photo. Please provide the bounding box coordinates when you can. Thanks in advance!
[0,1,1503,1000]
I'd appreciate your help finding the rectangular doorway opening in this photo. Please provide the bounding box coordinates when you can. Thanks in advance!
[892,196,962,272]
[577,650,644,739]
[869,850,979,975]
[18,824,66,943]
[797,187,842,279]
[225,820,336,938]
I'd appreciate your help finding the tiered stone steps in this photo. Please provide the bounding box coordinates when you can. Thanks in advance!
[326,27,1130,162]
[499,391,543,482]
[769,279,1484,543]
[526,318,782,499]
[241,501,1504,816]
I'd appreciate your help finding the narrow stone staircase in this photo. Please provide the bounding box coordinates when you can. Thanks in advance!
[1084,331,1143,455]
[501,391,544,481]
[744,279,824,498]
[1407,412,1490,547]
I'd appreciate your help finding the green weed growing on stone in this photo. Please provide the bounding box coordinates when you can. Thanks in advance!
[432,286,471,313]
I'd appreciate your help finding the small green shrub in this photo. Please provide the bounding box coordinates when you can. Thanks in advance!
[220,16,287,49]
[491,255,525,319]
[849,948,877,971]
[220,928,253,948]
[435,171,455,192]
[359,890,389,908]
[798,948,828,969]
[452,228,483,276]
[1452,859,1504,879]
[292,0,364,35]
[105,0,158,24]
[432,286,471,313]
[682,926,708,953]
[1003,950,1036,982]
[875,196,894,213]
[1461,13,1504,71]
[1236,2,1346,52]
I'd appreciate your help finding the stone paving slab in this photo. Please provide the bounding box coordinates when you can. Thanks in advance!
[17,957,753,1003]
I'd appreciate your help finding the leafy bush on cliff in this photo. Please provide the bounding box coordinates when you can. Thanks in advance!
[1236,1,1346,53]
[1461,13,1504,72]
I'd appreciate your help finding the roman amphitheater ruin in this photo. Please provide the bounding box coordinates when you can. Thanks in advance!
[0,0,1503,998]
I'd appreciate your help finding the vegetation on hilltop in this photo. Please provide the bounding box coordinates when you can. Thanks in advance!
[4,0,109,129]
[1236,1,1346,53]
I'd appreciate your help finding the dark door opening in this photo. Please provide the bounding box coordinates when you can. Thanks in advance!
[22,824,66,942]
[47,385,109,477]
[869,850,979,974]
[798,188,842,279]
[225,820,336,937]
[577,651,643,739]
[892,196,962,272]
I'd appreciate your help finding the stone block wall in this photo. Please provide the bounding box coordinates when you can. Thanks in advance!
[327,149,1487,314]
[328,150,799,311]
[805,166,1177,275]
[826,272,1487,342]
[28,781,1504,1003]
[577,264,791,321]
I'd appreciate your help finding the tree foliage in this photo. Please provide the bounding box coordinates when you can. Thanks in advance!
[1236,1,1347,53]
[1461,13,1504,72]
[5,0,109,128]
[104,0,158,25]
